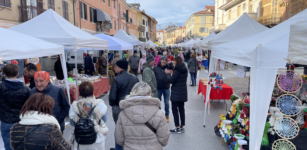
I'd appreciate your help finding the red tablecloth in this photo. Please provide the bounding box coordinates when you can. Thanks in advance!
[67,78,110,103]
[198,80,233,103]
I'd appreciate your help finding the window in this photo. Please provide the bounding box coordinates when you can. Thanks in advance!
[249,0,253,13]
[114,0,115,9]
[243,3,246,11]
[90,7,95,23]
[238,5,242,17]
[103,0,105,3]
[143,19,145,25]
[62,0,69,21]
[150,33,152,38]
[48,0,55,10]
[201,16,206,24]
[228,10,231,20]
[199,27,208,33]
[0,0,11,7]
[79,2,87,20]
[114,20,116,30]
[108,0,110,7]
[146,20,147,26]
[119,22,121,30]
[126,26,129,33]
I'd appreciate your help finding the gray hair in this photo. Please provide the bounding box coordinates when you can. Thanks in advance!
[125,82,151,99]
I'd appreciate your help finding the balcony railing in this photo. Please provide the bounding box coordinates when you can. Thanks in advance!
[97,22,111,34]
[19,6,45,22]
[258,14,282,26]
[138,25,145,32]
[139,38,146,42]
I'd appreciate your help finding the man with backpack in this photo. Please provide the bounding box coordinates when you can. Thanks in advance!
[109,60,139,150]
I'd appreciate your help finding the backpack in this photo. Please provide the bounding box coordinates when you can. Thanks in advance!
[74,106,98,145]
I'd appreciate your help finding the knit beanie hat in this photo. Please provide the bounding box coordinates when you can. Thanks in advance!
[146,55,154,63]
[116,60,128,70]
[134,50,137,54]
[34,71,50,81]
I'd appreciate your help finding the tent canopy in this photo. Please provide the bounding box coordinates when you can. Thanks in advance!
[184,39,195,48]
[195,32,216,49]
[206,13,268,48]
[210,9,307,150]
[130,34,139,40]
[114,29,139,46]
[146,40,157,48]
[0,27,64,60]
[95,34,133,50]
[288,21,307,65]
[154,42,162,46]
[10,9,108,50]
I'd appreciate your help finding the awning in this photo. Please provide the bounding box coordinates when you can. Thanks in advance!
[96,9,111,22]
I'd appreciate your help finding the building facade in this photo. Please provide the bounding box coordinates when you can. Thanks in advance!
[156,30,164,45]
[164,25,178,45]
[126,4,139,38]
[185,5,214,39]
[175,26,186,43]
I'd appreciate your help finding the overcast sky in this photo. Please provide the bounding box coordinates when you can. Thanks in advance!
[126,0,215,24]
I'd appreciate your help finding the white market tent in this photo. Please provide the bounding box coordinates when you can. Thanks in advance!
[0,27,70,100]
[288,21,307,64]
[130,34,138,40]
[146,40,158,48]
[95,34,133,50]
[204,13,268,49]
[194,32,216,49]
[10,9,109,102]
[184,39,195,48]
[10,9,108,50]
[208,9,307,150]
[114,29,139,46]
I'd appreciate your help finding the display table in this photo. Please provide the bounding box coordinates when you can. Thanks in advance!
[67,78,110,103]
[201,59,209,69]
[198,79,233,103]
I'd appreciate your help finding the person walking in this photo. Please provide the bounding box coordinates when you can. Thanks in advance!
[142,55,157,98]
[115,82,170,150]
[109,60,139,150]
[0,64,31,150]
[165,56,188,134]
[185,50,191,63]
[98,51,108,77]
[138,53,147,77]
[173,48,178,57]
[128,50,140,76]
[154,52,160,66]
[30,71,70,133]
[154,56,171,122]
[10,93,72,150]
[69,81,108,150]
[188,54,199,86]
[54,56,71,80]
[167,52,174,62]
[84,52,95,76]
[111,53,121,76]
[23,63,38,89]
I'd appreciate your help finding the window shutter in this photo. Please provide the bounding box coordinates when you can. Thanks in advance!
[62,0,65,18]
[66,2,69,21]
[79,2,82,19]
[205,27,208,33]
[84,4,87,20]
[52,0,55,10]
[90,7,93,22]
[94,9,97,23]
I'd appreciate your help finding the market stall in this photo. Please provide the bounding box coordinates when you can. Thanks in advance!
[114,29,139,46]
[194,32,216,49]
[208,9,307,150]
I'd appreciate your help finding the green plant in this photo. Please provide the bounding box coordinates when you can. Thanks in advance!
[230,95,239,103]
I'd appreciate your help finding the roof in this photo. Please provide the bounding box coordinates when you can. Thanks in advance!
[157,30,164,32]
[177,26,186,30]
[194,10,214,14]
[219,1,232,9]
[205,5,215,12]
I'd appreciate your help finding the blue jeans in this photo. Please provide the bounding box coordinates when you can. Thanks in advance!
[190,73,196,85]
[1,122,14,150]
[158,89,170,116]
[115,142,123,150]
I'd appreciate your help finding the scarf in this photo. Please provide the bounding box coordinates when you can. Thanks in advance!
[19,111,60,129]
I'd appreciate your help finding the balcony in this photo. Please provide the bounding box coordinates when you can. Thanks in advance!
[119,13,126,20]
[97,21,111,34]
[139,38,146,42]
[19,6,45,22]
[258,14,283,27]
[138,25,145,32]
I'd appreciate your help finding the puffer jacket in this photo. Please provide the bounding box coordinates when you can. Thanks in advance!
[115,97,170,150]
[10,123,71,150]
[142,63,158,98]
[188,58,199,73]
[0,80,30,123]
[153,62,170,90]
[128,55,140,70]
[167,63,188,102]
[109,70,139,106]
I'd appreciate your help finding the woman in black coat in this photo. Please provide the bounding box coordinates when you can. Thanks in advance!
[165,56,188,134]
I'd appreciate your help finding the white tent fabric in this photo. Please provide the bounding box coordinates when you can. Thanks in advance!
[10,9,108,50]
[0,27,71,102]
[94,34,133,50]
[114,29,139,46]
[146,40,157,48]
[184,39,195,48]
[288,21,307,64]
[209,9,307,150]
[205,13,268,49]
[195,32,216,48]
[130,34,138,40]
[199,34,218,50]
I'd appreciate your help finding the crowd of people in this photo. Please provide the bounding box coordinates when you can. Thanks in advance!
[0,46,206,150]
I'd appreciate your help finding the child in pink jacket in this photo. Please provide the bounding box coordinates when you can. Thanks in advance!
[154,52,160,66]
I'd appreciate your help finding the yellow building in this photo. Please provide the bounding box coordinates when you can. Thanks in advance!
[185,6,214,39]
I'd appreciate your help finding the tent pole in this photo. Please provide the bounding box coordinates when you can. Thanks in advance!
[74,48,78,101]
[60,54,71,104]
[203,58,214,127]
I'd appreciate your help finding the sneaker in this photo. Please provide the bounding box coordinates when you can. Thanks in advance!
[170,127,181,134]
[166,116,169,123]
[180,127,185,133]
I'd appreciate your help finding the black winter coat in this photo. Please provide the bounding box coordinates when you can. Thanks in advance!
[84,54,94,75]
[54,59,71,80]
[10,123,71,150]
[167,63,188,102]
[109,70,139,106]
[0,80,30,123]
[153,62,170,90]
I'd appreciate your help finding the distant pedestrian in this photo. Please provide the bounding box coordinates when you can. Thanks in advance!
[30,71,70,132]
[0,64,31,150]
[24,63,38,89]
[54,56,71,80]
[111,53,121,76]
[142,55,157,98]
[115,82,170,150]
[173,48,178,57]
[154,52,161,66]
[84,52,95,76]
[109,60,139,150]
[186,50,191,62]
[165,56,188,134]
[154,56,171,122]
[98,51,108,77]
[10,93,72,150]
[138,53,147,76]
[128,50,140,76]
[188,54,199,86]
[70,81,108,150]
[167,52,174,61]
